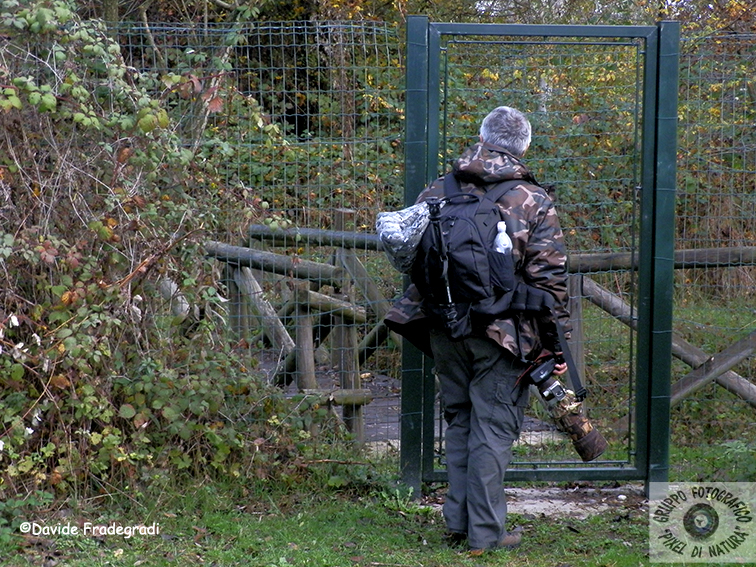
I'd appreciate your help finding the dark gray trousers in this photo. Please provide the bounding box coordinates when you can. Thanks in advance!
[429,329,529,550]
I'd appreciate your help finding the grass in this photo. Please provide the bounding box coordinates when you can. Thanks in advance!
[2,483,651,567]
[2,296,754,566]
[0,451,658,567]
[2,426,755,567]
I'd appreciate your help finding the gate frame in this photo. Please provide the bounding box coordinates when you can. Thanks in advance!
[400,17,680,492]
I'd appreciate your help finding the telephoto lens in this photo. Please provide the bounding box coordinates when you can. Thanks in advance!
[547,390,608,462]
[528,358,608,462]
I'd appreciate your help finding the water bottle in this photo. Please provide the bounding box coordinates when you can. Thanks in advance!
[493,221,512,254]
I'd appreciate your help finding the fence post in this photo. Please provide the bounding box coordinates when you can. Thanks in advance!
[293,281,319,391]
[400,14,431,494]
[332,209,365,443]
[568,275,586,390]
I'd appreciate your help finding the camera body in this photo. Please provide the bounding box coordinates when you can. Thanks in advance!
[527,357,566,405]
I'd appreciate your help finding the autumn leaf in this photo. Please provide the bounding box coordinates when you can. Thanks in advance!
[177,81,193,99]
[50,374,71,388]
[49,470,63,485]
[37,241,58,264]
[206,96,224,113]
[61,290,77,306]
[133,412,149,429]
[116,146,133,163]
[201,86,218,102]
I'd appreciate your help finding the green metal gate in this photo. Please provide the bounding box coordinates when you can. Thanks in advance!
[400,18,679,491]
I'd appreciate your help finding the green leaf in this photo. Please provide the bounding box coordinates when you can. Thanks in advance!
[119,404,136,419]
[10,363,24,381]
[156,108,169,128]
[56,328,72,339]
[137,113,158,133]
[50,285,67,298]
[39,93,56,112]
[327,475,348,488]
[162,406,180,421]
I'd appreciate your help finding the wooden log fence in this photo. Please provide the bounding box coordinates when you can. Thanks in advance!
[206,224,756,442]
[248,223,756,272]
[233,266,295,356]
[332,210,366,442]
[207,214,393,443]
[582,277,756,434]
[205,240,345,288]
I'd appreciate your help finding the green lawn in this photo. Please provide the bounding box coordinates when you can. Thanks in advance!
[2,477,655,567]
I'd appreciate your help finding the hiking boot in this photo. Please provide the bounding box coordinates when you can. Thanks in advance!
[468,526,523,556]
[443,531,467,548]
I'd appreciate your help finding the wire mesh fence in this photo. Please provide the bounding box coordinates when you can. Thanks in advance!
[673,35,756,481]
[116,21,407,448]
[425,31,647,474]
[113,21,756,480]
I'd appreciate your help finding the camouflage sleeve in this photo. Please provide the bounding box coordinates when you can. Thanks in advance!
[383,283,434,358]
[503,185,572,336]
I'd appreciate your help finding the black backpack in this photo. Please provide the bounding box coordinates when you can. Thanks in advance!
[411,173,523,339]
[396,172,588,400]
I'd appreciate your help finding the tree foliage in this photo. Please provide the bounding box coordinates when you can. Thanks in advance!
[0,0,406,516]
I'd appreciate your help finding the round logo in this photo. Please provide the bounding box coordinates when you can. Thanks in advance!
[649,482,756,563]
[683,503,719,540]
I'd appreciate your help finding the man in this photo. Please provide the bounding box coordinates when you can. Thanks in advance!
[385,106,571,554]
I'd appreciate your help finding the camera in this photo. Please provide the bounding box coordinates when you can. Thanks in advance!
[525,356,608,462]
[528,357,566,404]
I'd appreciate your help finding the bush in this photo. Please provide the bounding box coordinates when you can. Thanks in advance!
[0,0,358,501]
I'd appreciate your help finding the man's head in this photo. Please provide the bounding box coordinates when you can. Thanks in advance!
[479,106,532,157]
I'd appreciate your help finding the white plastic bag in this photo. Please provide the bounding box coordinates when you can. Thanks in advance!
[375,201,435,273]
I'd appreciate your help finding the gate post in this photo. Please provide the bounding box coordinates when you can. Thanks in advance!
[400,15,431,493]
[644,20,680,487]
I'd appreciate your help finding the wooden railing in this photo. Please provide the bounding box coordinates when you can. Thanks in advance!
[206,220,756,441]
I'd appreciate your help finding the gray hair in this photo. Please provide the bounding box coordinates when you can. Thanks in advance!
[479,106,532,157]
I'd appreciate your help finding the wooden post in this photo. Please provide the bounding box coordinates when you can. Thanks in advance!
[583,277,756,434]
[205,240,346,288]
[293,282,318,391]
[332,209,365,443]
[222,264,247,340]
[273,290,365,387]
[670,330,756,405]
[339,248,402,348]
[233,266,295,357]
[358,321,391,365]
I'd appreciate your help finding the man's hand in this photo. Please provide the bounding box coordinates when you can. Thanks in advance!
[553,352,567,376]
[553,362,568,376]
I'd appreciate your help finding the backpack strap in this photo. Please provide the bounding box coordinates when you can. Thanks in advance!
[557,325,587,401]
[483,179,525,204]
[443,172,463,196]
[443,172,525,204]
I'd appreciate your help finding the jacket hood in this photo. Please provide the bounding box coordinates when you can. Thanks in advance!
[452,141,536,186]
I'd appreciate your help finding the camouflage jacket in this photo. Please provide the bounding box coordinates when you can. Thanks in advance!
[384,141,571,361]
